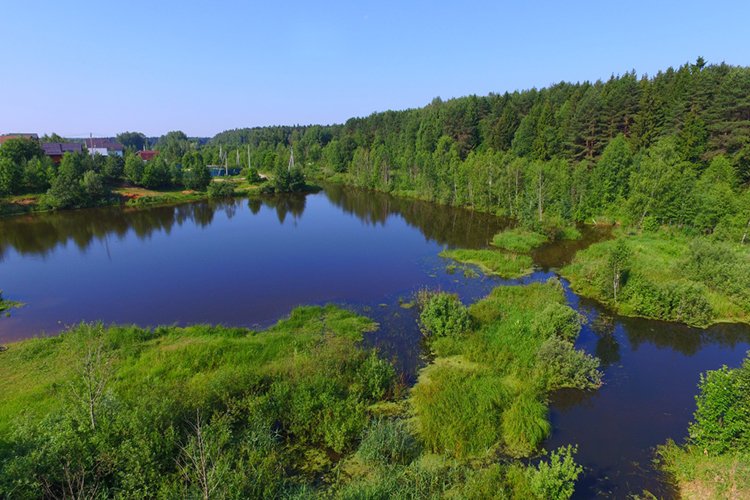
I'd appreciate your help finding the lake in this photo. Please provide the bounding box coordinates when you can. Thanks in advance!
[1,185,748,498]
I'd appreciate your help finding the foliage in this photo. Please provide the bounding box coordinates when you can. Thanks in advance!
[659,353,750,498]
[124,153,145,185]
[688,356,750,454]
[417,291,472,338]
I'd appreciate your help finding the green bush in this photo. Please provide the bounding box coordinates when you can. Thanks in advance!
[689,356,750,454]
[532,302,582,343]
[527,445,583,500]
[688,239,750,311]
[536,337,602,390]
[207,181,235,199]
[417,291,473,338]
[625,275,714,325]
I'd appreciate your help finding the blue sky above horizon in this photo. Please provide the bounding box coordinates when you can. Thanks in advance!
[2,1,749,138]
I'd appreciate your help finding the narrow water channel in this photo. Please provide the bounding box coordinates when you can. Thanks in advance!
[1,186,748,498]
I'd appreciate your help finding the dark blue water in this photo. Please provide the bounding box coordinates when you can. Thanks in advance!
[1,186,748,498]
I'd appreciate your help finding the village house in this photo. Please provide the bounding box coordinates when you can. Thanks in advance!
[42,142,83,164]
[0,133,39,145]
[85,138,124,157]
[136,150,159,161]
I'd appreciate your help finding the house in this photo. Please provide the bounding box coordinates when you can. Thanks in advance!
[0,133,39,146]
[85,138,124,157]
[42,142,83,164]
[137,150,159,162]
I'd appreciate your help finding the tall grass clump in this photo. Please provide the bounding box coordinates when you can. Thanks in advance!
[492,228,549,253]
[410,280,601,460]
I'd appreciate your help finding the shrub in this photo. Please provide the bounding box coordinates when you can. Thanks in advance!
[207,181,235,199]
[625,275,714,325]
[688,356,750,454]
[357,419,420,466]
[356,350,396,401]
[536,337,602,390]
[527,445,583,500]
[417,291,473,338]
[532,302,582,343]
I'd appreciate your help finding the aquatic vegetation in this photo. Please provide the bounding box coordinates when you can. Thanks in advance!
[440,248,533,279]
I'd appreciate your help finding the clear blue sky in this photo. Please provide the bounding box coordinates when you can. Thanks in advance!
[2,0,748,138]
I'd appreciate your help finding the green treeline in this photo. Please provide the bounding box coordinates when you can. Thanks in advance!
[209,59,750,238]
[0,302,591,499]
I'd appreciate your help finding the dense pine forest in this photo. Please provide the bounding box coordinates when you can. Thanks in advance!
[211,59,750,239]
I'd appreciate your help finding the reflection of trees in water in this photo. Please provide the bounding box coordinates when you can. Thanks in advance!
[590,313,622,367]
[0,195,312,260]
[323,183,508,248]
[0,202,223,259]
[621,316,750,356]
[579,294,750,364]
[262,194,306,225]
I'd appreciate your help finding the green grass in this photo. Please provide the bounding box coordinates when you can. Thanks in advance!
[440,248,534,279]
[561,230,750,326]
[410,281,601,459]
[659,442,750,499]
[492,228,549,253]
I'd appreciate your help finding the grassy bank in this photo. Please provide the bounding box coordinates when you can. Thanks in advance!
[562,230,750,327]
[658,354,750,498]
[0,306,396,497]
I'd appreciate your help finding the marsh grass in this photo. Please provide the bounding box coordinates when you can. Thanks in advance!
[440,248,533,279]
[492,228,549,253]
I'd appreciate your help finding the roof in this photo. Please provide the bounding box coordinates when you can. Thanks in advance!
[85,138,124,151]
[137,150,159,161]
[0,133,39,145]
[42,142,83,156]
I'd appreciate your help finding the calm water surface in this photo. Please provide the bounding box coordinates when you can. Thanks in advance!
[1,185,748,498]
